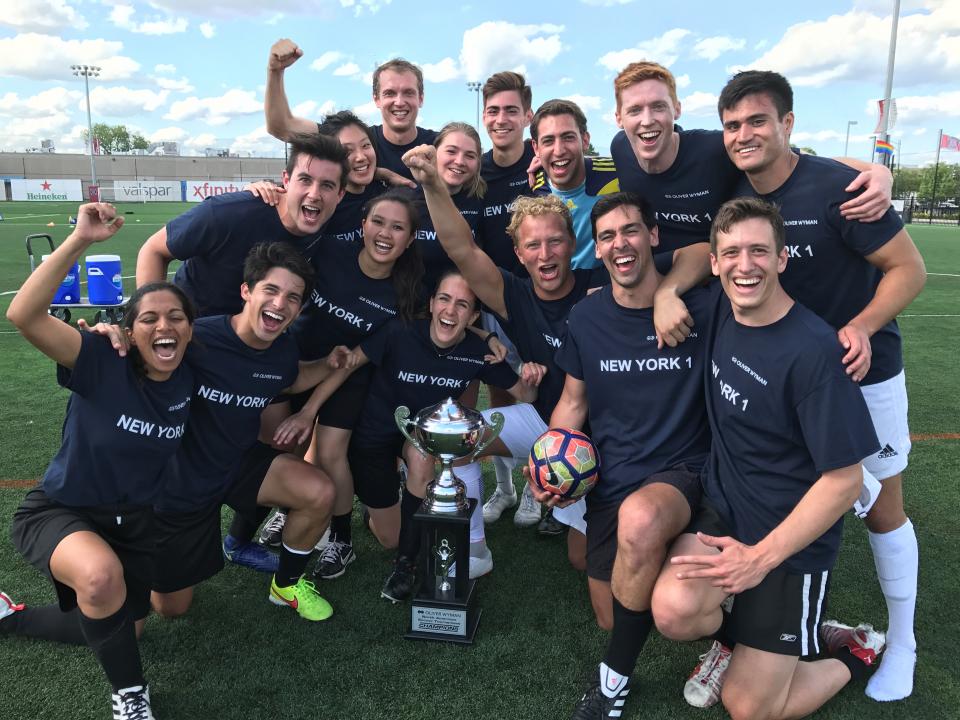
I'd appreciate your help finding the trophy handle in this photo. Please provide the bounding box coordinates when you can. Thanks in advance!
[395,406,427,455]
[470,411,504,461]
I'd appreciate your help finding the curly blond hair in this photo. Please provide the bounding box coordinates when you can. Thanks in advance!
[506,195,575,247]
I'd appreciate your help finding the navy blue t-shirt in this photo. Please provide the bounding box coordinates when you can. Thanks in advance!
[157,315,300,512]
[480,141,536,276]
[414,188,484,291]
[611,128,741,255]
[319,181,386,246]
[556,285,711,504]
[739,154,905,385]
[354,318,518,446]
[292,239,401,360]
[497,268,604,423]
[373,125,439,181]
[42,333,194,507]
[166,192,321,317]
[703,289,880,572]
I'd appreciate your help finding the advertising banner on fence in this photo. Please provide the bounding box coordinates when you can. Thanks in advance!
[11,179,83,201]
[186,180,247,202]
[114,181,183,202]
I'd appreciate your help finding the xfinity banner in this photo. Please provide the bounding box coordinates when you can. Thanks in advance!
[186,180,247,202]
[114,181,182,202]
[11,179,83,201]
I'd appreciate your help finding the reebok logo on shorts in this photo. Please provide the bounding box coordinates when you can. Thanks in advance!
[779,633,797,642]
[878,444,898,459]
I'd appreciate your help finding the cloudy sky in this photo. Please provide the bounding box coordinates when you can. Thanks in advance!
[1,0,957,166]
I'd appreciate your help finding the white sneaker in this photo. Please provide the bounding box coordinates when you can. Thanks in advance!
[449,541,494,579]
[683,640,732,708]
[111,684,155,720]
[313,526,331,553]
[513,483,541,527]
[482,487,518,524]
[0,591,24,621]
[257,509,286,548]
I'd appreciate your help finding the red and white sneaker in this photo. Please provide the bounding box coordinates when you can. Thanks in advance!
[0,591,25,621]
[821,620,886,666]
[683,640,732,708]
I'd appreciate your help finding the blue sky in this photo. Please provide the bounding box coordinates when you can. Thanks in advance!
[1,0,957,166]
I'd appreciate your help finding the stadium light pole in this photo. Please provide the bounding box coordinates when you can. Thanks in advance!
[71,64,101,190]
[466,82,481,133]
[844,120,858,157]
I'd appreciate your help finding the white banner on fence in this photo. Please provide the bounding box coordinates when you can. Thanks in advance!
[11,178,83,201]
[186,180,247,202]
[114,180,182,202]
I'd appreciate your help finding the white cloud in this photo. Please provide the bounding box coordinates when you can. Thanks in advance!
[564,94,603,112]
[598,28,691,71]
[154,64,177,74]
[869,90,960,127]
[0,113,76,152]
[736,4,960,88]
[340,0,393,16]
[459,22,565,82]
[352,99,380,124]
[310,51,345,72]
[422,57,460,83]
[791,129,846,143]
[199,22,216,38]
[3,0,87,32]
[0,34,140,81]
[0,87,81,118]
[183,133,221,149]
[165,89,262,125]
[155,76,194,93]
[109,4,188,35]
[680,91,719,116]
[675,74,691,89]
[693,36,746,62]
[149,127,189,143]
[558,77,574,86]
[88,86,170,116]
[291,99,337,119]
[333,62,361,77]
[230,125,286,155]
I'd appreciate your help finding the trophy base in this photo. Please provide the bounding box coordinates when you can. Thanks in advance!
[405,579,481,645]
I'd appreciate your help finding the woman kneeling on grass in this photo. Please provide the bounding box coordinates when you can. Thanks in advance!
[1,203,195,720]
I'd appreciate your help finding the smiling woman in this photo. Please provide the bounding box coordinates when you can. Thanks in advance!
[1,203,196,720]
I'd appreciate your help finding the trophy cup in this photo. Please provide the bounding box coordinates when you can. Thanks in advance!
[396,397,503,644]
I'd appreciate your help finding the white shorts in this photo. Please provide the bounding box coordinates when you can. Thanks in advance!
[480,403,588,534]
[860,370,911,480]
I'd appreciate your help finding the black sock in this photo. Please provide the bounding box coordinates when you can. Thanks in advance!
[832,646,871,683]
[0,604,87,646]
[77,606,144,692]
[275,545,311,587]
[228,506,270,542]
[602,598,654,677]
[713,609,736,649]
[329,512,353,545]
[396,488,424,563]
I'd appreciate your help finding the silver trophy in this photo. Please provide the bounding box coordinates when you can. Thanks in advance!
[434,538,455,593]
[395,397,504,514]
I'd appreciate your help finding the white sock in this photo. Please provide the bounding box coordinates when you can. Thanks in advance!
[457,463,485,544]
[866,519,918,701]
[493,456,518,495]
[598,662,630,699]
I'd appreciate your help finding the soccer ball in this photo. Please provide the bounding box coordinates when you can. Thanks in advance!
[528,428,600,500]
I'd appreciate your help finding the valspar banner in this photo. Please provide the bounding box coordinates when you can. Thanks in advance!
[186,180,247,202]
[114,181,182,202]
[11,179,83,201]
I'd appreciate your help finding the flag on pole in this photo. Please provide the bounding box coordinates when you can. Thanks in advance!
[875,139,894,155]
[873,99,898,134]
[941,134,960,152]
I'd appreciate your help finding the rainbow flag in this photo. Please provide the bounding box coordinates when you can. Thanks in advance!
[875,139,894,155]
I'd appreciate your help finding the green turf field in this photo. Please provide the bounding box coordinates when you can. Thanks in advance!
[0,201,957,719]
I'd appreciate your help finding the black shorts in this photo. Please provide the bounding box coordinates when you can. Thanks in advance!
[152,506,223,593]
[11,487,154,620]
[289,365,373,430]
[728,566,832,657]
[585,465,701,582]
[223,442,285,518]
[347,435,405,509]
